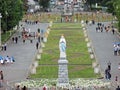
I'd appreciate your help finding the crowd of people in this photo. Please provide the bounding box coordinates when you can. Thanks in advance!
[25,19,39,25]
[0,55,15,65]
[95,22,115,34]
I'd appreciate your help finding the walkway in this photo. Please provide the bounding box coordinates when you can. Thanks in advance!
[87,22,120,88]
[0,22,48,88]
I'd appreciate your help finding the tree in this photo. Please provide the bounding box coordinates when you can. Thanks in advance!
[113,0,120,31]
[103,0,114,13]
[86,0,114,12]
[0,0,24,32]
[85,0,103,11]
[38,0,50,11]
[22,0,28,12]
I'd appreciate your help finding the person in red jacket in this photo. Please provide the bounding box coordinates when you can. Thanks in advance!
[43,86,46,90]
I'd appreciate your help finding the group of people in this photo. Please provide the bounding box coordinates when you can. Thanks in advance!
[0,55,15,65]
[96,22,104,32]
[113,44,120,56]
[25,19,39,25]
[85,19,95,25]
[12,36,18,44]
[95,22,115,34]
[21,27,37,44]
[105,24,115,34]
[16,85,27,90]
[1,43,7,51]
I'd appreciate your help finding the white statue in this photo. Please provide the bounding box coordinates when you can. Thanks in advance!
[59,35,66,58]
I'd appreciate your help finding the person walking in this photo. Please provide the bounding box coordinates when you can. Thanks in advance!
[43,86,46,90]
[115,76,118,81]
[0,70,4,81]
[107,71,111,80]
[114,45,118,56]
[105,68,108,79]
[4,43,7,51]
[0,70,3,87]
[1,44,4,51]
[117,44,120,55]
[16,85,21,90]
[22,86,27,90]
[12,37,15,42]
[118,63,120,70]
[107,61,111,71]
[116,86,120,90]
[105,68,110,80]
[36,42,39,50]
[15,37,18,44]
[112,28,115,34]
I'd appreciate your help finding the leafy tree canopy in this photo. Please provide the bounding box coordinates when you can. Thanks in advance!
[0,0,24,32]
[38,0,50,11]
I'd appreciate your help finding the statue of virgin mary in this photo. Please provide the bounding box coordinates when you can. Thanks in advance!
[59,35,66,59]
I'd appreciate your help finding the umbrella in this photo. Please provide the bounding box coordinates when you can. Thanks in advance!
[0,55,3,60]
[113,42,120,45]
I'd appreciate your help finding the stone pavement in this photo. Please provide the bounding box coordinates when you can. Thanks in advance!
[0,22,48,89]
[86,22,120,88]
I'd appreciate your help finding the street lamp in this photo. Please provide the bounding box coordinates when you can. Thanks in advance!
[0,13,2,46]
[5,11,8,33]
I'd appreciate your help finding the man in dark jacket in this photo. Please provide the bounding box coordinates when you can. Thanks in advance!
[116,86,120,90]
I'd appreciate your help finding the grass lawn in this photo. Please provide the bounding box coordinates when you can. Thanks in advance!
[1,30,16,44]
[30,23,100,79]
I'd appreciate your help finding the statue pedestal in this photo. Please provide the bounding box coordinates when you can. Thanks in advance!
[60,52,66,59]
[58,35,69,87]
[57,58,69,87]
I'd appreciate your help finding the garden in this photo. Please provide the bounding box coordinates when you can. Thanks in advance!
[30,23,99,79]
[12,13,114,89]
[12,22,111,90]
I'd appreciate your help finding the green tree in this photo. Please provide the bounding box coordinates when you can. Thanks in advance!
[103,0,114,13]
[113,0,120,31]
[0,0,24,32]
[22,0,28,12]
[86,0,114,12]
[38,0,50,11]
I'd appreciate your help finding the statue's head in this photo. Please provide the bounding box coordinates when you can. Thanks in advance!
[61,34,64,38]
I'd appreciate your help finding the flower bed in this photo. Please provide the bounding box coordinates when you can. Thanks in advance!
[14,78,111,89]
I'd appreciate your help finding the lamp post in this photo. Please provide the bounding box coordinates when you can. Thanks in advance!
[5,11,8,32]
[97,11,99,22]
[5,11,8,40]
[0,13,2,46]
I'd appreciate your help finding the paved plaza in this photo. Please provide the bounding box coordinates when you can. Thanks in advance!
[87,22,120,88]
[0,22,48,89]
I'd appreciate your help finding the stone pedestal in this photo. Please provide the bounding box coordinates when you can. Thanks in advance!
[94,66,100,74]
[34,61,38,68]
[41,42,45,47]
[43,37,47,42]
[37,54,41,60]
[30,66,36,74]
[38,48,43,54]
[57,58,69,87]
